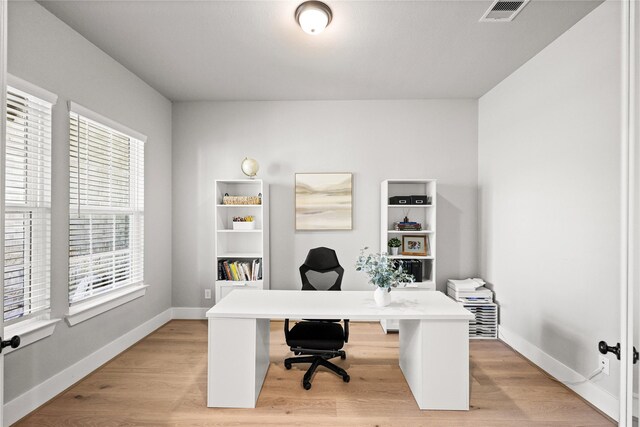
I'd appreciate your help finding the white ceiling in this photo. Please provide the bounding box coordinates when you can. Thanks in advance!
[37,0,602,102]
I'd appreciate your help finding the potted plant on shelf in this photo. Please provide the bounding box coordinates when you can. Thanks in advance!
[388,237,401,256]
[355,247,414,307]
[232,216,255,230]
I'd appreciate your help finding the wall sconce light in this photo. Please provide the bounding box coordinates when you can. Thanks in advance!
[295,1,332,35]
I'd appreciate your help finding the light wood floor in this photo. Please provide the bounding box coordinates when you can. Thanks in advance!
[15,320,614,426]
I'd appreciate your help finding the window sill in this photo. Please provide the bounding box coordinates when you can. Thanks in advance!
[66,284,148,326]
[4,318,61,354]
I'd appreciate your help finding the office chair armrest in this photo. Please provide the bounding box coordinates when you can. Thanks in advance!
[284,318,290,341]
[343,319,349,343]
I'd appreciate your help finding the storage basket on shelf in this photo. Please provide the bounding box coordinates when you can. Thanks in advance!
[222,193,262,205]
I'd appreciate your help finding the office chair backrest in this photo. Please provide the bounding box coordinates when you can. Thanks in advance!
[300,247,344,291]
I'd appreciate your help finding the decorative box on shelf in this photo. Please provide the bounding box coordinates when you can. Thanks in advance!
[232,221,256,230]
[388,195,433,205]
[410,195,430,205]
[389,196,411,205]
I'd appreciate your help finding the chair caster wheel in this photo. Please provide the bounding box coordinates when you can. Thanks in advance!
[303,381,312,390]
[343,375,350,383]
[284,362,291,370]
[340,353,346,360]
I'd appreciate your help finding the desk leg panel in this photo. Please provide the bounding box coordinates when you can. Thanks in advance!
[399,319,469,410]
[208,318,270,408]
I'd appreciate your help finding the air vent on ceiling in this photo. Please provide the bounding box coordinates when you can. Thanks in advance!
[479,0,530,22]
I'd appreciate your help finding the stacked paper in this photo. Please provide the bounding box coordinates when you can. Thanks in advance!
[447,278,486,290]
[464,303,498,339]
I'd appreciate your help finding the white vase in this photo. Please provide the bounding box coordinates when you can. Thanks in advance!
[390,247,399,256]
[374,287,392,307]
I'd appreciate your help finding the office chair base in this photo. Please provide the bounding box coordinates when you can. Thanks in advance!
[284,352,349,389]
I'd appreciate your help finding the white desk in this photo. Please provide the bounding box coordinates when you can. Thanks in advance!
[206,290,473,410]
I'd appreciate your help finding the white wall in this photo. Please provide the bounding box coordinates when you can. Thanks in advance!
[479,0,622,406]
[634,0,640,407]
[5,1,172,402]
[172,100,478,307]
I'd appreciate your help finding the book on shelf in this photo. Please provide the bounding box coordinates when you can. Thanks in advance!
[218,259,262,281]
[230,262,239,281]
[250,259,262,281]
[221,261,231,280]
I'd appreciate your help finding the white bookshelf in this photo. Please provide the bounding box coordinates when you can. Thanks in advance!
[380,179,437,333]
[214,179,269,304]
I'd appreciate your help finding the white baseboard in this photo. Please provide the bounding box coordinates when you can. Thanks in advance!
[3,308,172,427]
[498,326,619,421]
[172,307,208,319]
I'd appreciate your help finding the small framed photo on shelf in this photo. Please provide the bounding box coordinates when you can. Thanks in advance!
[402,235,428,256]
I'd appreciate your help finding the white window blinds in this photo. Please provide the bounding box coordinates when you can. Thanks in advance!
[5,81,55,322]
[69,105,144,305]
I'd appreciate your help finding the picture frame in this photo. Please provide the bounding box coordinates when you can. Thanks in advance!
[402,235,428,256]
[295,172,353,231]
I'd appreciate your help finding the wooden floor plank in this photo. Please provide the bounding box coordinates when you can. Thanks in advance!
[14,320,614,427]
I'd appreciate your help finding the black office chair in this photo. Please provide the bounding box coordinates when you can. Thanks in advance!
[284,247,350,390]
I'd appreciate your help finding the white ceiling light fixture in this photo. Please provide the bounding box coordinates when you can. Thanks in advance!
[295,1,332,35]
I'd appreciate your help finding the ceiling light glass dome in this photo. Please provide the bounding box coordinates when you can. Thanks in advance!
[295,1,332,35]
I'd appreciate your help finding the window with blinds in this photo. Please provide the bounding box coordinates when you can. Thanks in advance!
[5,84,53,322]
[69,107,144,305]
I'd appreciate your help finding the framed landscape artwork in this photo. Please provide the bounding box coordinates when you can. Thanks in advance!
[295,173,353,230]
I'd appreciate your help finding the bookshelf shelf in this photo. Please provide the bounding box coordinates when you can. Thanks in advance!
[217,252,263,258]
[389,255,434,260]
[387,230,434,234]
[216,280,263,284]
[216,180,261,184]
[380,179,437,333]
[214,179,269,304]
[387,204,435,208]
[216,204,262,208]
